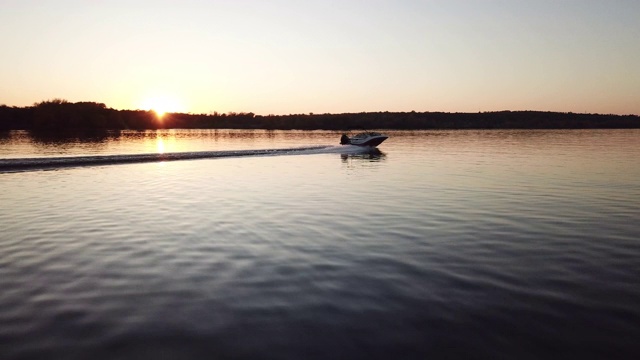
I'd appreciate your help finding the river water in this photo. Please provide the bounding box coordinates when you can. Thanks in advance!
[1,129,639,359]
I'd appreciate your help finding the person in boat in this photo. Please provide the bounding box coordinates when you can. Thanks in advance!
[340,133,350,145]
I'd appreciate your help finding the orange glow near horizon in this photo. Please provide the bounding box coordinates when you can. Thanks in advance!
[2,2,640,116]
[139,95,185,118]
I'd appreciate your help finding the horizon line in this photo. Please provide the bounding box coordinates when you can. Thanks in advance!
[2,100,638,118]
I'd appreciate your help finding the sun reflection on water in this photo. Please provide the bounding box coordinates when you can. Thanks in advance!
[156,136,165,154]
[143,130,181,154]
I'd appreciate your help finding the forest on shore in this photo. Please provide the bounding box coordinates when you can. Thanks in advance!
[1,100,638,132]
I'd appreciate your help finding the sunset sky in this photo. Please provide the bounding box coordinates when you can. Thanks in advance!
[1,0,639,115]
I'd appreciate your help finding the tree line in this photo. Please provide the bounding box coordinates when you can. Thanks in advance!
[1,99,638,131]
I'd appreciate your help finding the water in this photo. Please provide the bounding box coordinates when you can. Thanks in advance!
[1,129,639,359]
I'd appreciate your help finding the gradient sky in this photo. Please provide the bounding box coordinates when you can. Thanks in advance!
[1,0,639,115]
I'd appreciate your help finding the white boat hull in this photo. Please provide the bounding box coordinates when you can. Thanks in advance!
[341,132,388,147]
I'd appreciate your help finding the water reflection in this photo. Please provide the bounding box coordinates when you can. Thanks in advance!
[2,129,640,359]
[25,130,120,155]
[29,129,121,144]
[0,130,12,142]
[340,148,386,170]
[341,148,385,161]
[156,136,165,154]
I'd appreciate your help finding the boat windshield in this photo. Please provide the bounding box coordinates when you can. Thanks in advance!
[353,132,382,138]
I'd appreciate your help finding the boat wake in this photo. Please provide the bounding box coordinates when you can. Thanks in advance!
[0,145,379,172]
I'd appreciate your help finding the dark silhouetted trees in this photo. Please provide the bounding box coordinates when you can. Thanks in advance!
[0,100,638,131]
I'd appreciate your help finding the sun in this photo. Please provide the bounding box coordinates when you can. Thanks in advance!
[139,95,184,118]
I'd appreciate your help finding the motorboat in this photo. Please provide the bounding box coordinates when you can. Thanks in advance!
[340,132,388,147]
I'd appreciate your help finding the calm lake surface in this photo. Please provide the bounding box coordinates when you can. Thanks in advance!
[1,129,639,359]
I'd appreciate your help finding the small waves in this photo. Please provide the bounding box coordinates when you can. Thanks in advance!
[0,145,377,172]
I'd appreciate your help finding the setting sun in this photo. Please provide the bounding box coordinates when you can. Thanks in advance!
[139,95,184,118]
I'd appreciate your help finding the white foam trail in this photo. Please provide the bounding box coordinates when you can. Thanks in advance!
[296,145,379,155]
[0,145,376,172]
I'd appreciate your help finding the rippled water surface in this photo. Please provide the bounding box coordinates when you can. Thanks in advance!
[1,129,639,359]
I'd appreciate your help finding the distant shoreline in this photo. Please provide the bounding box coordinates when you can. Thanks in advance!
[1,100,638,131]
